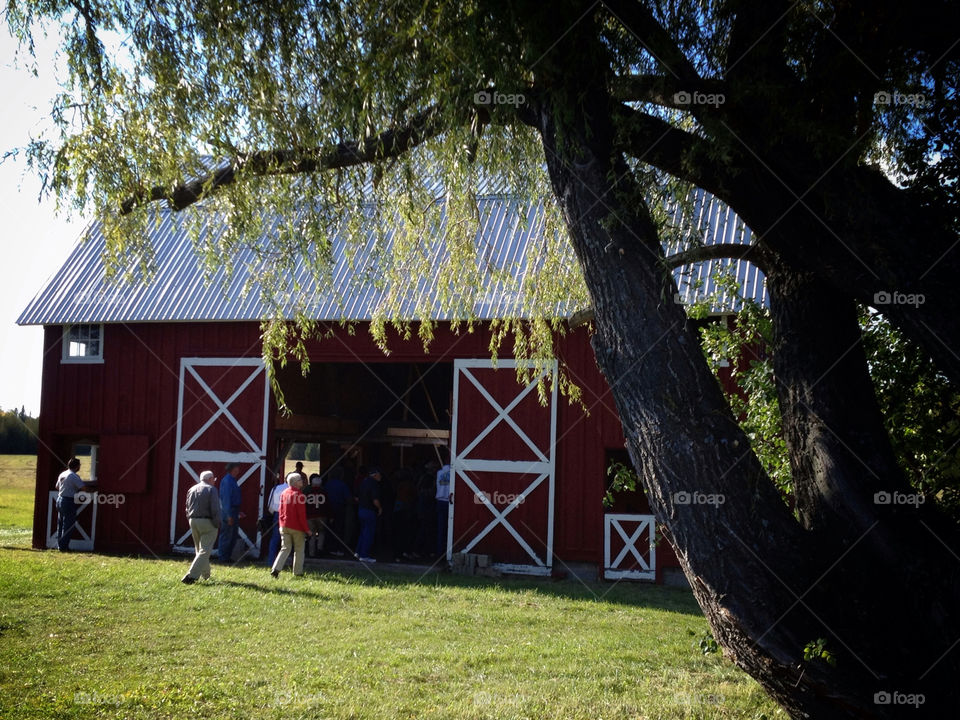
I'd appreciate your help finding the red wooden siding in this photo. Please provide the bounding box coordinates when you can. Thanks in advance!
[32,319,684,577]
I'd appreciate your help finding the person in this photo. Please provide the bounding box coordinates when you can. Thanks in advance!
[304,473,328,557]
[265,473,290,566]
[55,457,95,552]
[270,472,309,578]
[323,465,350,556]
[182,470,221,584]
[435,459,451,558]
[217,462,242,562]
[355,467,382,563]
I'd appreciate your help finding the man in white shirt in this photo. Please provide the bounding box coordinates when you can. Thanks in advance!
[56,457,95,552]
[265,473,292,566]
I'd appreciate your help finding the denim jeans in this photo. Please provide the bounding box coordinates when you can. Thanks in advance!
[356,507,377,558]
[56,496,77,551]
[218,517,238,561]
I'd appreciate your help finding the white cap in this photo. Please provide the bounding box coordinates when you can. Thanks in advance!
[199,470,216,483]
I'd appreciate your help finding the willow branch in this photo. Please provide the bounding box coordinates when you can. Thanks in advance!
[120,105,447,215]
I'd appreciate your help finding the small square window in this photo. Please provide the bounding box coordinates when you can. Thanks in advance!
[62,324,104,363]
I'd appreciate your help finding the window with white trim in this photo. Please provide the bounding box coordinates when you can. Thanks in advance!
[62,324,104,363]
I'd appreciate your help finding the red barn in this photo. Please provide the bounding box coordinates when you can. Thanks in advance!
[18,190,765,582]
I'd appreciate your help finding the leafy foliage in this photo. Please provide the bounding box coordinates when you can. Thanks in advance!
[861,311,960,520]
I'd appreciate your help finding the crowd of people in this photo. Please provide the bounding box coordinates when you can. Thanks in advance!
[180,453,453,583]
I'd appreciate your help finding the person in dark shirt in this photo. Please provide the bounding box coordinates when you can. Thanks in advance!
[323,466,350,556]
[217,462,243,562]
[354,468,382,563]
[304,473,328,557]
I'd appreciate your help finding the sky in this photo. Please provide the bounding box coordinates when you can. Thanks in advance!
[0,27,86,416]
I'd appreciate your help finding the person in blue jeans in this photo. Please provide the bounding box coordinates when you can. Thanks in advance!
[217,463,243,562]
[56,457,96,551]
[355,468,382,562]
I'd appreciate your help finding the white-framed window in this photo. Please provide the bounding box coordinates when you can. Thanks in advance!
[62,324,104,363]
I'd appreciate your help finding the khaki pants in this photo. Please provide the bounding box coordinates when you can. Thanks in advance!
[271,528,306,576]
[187,518,219,580]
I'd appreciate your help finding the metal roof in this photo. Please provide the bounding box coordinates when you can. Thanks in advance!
[17,189,765,326]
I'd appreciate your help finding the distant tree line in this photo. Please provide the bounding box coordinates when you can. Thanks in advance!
[288,442,321,462]
[0,407,38,454]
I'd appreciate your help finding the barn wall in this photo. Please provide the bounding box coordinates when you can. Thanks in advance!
[33,319,683,574]
[34,322,263,553]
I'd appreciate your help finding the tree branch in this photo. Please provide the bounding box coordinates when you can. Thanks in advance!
[612,104,731,199]
[120,105,447,215]
[665,242,771,275]
[599,0,701,84]
[611,74,726,109]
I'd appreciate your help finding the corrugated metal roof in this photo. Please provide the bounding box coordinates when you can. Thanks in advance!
[17,188,765,326]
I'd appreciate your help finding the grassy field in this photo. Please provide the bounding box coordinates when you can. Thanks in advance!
[0,455,781,719]
[0,454,36,547]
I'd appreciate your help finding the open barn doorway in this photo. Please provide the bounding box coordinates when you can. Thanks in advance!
[269,360,453,563]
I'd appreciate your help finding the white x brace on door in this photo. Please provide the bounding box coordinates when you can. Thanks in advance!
[603,513,656,580]
[448,359,557,575]
[169,358,270,555]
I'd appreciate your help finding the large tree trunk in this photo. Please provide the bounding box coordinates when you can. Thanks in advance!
[519,4,960,716]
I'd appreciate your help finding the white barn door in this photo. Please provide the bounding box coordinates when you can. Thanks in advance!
[448,359,557,575]
[169,358,270,555]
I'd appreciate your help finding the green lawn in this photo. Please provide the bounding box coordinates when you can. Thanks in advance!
[0,455,781,719]
[0,454,36,547]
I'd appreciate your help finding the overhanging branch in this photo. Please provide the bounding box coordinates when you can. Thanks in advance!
[665,243,771,275]
[600,0,701,84]
[119,105,447,215]
[612,104,731,198]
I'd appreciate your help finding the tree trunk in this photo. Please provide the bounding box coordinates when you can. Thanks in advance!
[519,4,960,716]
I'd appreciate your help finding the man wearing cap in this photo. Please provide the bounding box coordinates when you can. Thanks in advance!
[182,470,221,584]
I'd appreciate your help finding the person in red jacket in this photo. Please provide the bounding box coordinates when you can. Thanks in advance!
[270,472,309,577]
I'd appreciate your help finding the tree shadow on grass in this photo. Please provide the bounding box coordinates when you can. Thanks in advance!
[300,564,702,616]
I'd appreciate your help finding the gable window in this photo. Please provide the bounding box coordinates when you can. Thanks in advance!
[62,324,104,363]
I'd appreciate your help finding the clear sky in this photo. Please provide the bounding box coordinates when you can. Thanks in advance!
[1,28,86,416]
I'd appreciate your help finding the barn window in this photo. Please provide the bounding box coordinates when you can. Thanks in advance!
[62,324,103,363]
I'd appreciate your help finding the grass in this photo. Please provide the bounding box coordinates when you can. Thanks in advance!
[0,455,782,719]
[0,454,36,547]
